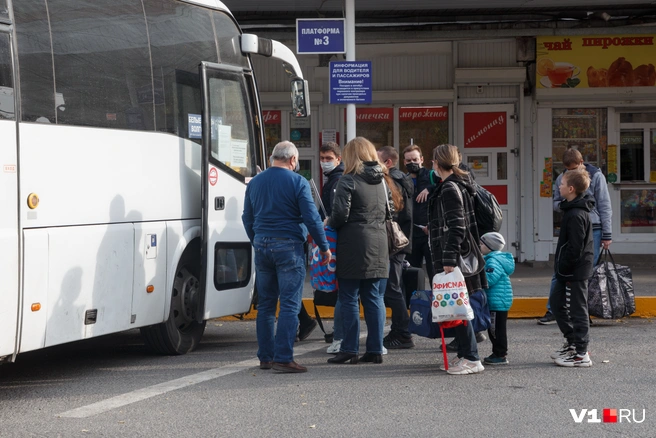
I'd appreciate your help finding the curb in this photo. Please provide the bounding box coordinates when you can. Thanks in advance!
[221,296,656,321]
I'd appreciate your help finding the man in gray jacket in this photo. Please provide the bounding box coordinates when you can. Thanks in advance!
[538,148,612,325]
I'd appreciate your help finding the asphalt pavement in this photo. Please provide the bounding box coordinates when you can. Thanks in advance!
[1,318,654,437]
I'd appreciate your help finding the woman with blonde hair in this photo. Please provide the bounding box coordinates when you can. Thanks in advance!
[327,137,392,364]
[427,144,488,375]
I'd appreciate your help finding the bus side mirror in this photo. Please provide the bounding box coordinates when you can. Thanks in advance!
[291,79,310,118]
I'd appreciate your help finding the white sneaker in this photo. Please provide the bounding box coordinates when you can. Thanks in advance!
[446,359,485,375]
[326,339,342,354]
[555,351,592,368]
[439,356,462,371]
[550,342,576,360]
[382,346,388,355]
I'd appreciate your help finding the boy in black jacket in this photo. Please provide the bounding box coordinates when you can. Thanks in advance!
[550,168,595,367]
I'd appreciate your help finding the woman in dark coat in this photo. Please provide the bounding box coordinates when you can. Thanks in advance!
[327,137,391,364]
[427,144,487,375]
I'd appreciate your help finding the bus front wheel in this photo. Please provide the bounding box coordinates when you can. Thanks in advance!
[140,242,206,355]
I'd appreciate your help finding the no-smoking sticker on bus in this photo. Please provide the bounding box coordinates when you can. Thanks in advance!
[208,167,218,186]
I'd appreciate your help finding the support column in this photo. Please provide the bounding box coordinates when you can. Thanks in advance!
[345,0,356,142]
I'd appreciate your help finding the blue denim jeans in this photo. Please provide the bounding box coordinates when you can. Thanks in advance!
[333,300,344,340]
[338,278,385,355]
[547,228,601,312]
[254,237,306,364]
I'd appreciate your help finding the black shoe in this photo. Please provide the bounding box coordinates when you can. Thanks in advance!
[359,352,383,364]
[297,319,318,341]
[324,332,334,343]
[537,311,557,325]
[439,339,458,353]
[327,352,358,364]
[259,361,273,370]
[475,331,487,343]
[383,332,415,350]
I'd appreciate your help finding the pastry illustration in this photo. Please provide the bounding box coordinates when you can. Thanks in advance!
[587,66,608,87]
[586,57,655,87]
[633,64,656,86]
[608,57,634,87]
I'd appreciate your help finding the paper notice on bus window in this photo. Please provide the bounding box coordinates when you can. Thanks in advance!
[217,125,232,164]
[231,139,248,167]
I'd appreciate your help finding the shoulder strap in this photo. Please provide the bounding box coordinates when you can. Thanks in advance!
[381,178,392,220]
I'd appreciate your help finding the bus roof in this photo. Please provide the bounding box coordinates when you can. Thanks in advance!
[179,0,232,16]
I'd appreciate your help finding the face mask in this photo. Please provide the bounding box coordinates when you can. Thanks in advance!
[406,162,421,174]
[320,161,336,174]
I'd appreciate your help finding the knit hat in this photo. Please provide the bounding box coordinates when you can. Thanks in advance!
[481,232,505,251]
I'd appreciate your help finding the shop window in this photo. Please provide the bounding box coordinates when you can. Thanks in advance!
[49,0,154,130]
[290,113,311,148]
[0,33,13,120]
[551,108,608,236]
[651,129,656,183]
[620,189,656,234]
[353,107,393,150]
[399,106,449,171]
[619,130,644,181]
[263,110,281,163]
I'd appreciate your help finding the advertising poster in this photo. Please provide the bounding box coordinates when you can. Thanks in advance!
[536,35,656,88]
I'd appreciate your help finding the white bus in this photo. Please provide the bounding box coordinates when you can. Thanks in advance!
[0,0,309,361]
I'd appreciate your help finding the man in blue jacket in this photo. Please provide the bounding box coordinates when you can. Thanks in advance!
[242,141,331,373]
[538,148,612,325]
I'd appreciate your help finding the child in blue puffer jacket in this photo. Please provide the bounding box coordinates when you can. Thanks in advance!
[479,232,515,365]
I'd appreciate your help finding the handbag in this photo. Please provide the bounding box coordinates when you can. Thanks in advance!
[382,179,409,255]
[442,182,485,277]
[431,267,475,323]
[588,249,636,319]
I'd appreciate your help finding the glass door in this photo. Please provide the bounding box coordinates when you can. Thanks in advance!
[199,61,257,320]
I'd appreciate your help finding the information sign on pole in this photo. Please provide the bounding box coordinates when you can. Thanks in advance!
[329,61,372,104]
[296,19,345,54]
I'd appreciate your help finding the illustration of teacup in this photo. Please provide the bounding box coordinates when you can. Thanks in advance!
[546,62,580,86]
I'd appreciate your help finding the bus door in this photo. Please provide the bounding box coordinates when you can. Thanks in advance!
[0,28,20,360]
[197,61,259,320]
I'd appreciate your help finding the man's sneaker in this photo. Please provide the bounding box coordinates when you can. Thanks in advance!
[382,346,388,355]
[446,359,485,375]
[383,332,415,349]
[538,311,557,325]
[555,351,592,368]
[550,342,576,360]
[483,354,509,365]
[326,339,342,354]
[438,339,459,353]
[439,356,461,371]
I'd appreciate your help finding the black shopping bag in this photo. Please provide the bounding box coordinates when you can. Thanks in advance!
[588,249,636,319]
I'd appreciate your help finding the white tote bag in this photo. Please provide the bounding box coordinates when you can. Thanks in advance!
[431,267,475,323]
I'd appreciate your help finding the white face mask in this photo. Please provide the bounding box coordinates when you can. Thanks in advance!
[320,161,336,174]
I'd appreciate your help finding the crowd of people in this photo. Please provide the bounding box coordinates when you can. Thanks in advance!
[242,138,605,374]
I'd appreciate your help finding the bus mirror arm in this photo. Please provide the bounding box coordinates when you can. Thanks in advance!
[241,34,304,80]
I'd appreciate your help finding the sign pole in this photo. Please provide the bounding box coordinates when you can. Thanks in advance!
[345,0,356,143]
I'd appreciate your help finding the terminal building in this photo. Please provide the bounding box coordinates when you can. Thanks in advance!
[226,0,656,263]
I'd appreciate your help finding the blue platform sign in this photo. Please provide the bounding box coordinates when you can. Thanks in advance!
[329,61,372,104]
[296,19,345,54]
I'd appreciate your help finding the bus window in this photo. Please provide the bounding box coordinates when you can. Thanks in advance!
[13,0,56,123]
[0,33,13,120]
[49,0,153,130]
[213,12,249,69]
[207,72,258,178]
[144,0,217,137]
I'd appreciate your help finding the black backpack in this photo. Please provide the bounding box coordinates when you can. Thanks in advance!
[472,182,503,236]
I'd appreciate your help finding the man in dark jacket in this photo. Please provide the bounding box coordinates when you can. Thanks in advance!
[378,146,415,349]
[550,168,594,367]
[403,145,437,282]
[319,142,344,219]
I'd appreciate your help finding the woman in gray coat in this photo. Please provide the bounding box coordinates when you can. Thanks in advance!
[327,137,392,364]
